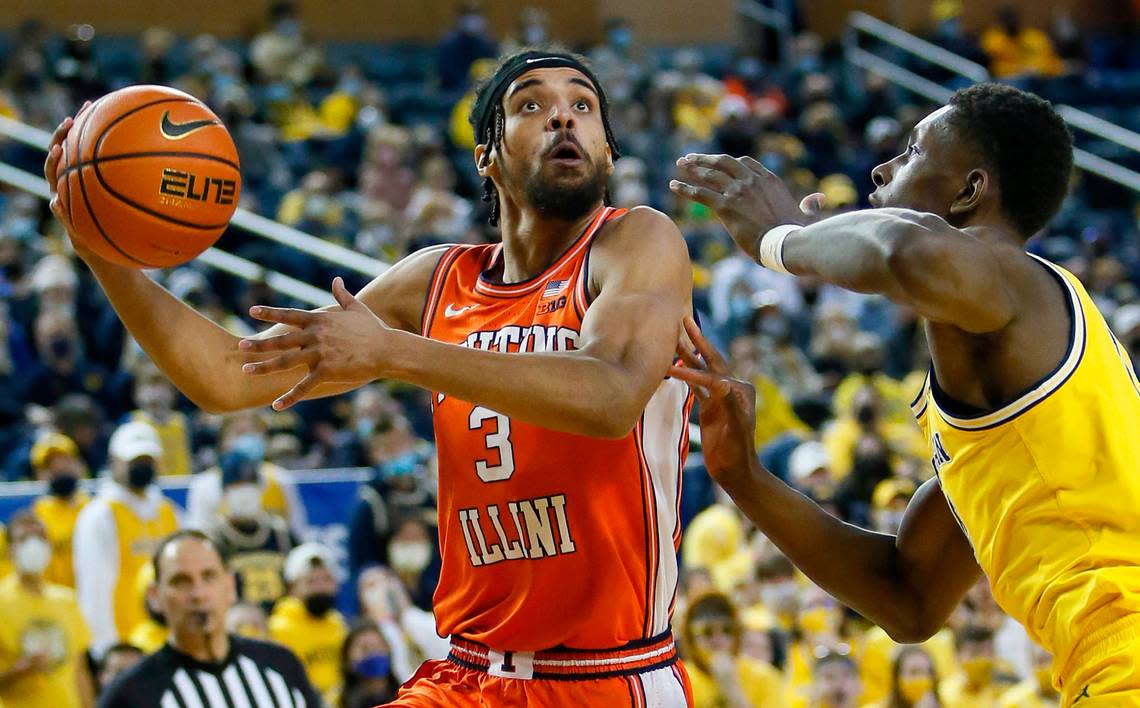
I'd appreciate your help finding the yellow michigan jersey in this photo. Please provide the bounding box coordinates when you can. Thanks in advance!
[912,255,1140,699]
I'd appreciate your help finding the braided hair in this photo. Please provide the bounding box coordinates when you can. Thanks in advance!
[468,47,621,227]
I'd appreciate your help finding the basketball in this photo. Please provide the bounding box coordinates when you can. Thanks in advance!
[55,84,241,269]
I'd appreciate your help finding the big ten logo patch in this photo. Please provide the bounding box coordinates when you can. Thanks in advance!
[536,295,567,316]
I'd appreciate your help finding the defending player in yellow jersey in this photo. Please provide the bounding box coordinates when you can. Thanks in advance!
[670,82,1140,707]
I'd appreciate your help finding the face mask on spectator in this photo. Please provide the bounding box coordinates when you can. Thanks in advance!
[50,336,73,360]
[961,657,994,685]
[49,473,79,498]
[225,485,262,520]
[14,536,52,575]
[353,653,391,679]
[389,540,432,574]
[128,460,157,489]
[304,593,336,617]
[231,434,266,462]
[898,675,934,703]
[381,451,418,479]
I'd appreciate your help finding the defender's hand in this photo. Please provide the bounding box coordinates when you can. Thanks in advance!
[670,153,822,263]
[667,317,758,481]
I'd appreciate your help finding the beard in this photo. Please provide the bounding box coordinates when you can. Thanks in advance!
[522,158,609,221]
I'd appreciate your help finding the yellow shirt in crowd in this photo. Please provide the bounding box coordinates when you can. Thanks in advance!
[941,672,1007,708]
[689,656,788,708]
[859,625,958,704]
[130,410,192,477]
[751,374,809,449]
[0,525,11,579]
[108,498,179,642]
[269,595,348,704]
[32,492,89,588]
[0,574,90,708]
[999,679,1061,707]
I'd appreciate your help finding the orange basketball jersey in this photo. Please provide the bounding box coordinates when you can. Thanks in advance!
[422,206,694,652]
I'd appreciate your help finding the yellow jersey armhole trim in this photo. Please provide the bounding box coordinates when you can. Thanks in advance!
[930,256,1086,431]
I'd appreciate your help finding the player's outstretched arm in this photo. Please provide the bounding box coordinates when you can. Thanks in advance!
[671,154,1017,334]
[44,111,441,413]
[670,318,981,642]
[240,207,692,438]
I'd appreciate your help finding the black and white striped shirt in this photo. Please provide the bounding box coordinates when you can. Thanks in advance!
[99,636,321,708]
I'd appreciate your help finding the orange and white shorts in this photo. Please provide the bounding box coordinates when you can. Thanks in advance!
[385,631,693,707]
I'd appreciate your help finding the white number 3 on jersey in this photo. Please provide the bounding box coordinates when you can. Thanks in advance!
[468,406,516,482]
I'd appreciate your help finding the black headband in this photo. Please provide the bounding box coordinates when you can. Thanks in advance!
[471,51,621,160]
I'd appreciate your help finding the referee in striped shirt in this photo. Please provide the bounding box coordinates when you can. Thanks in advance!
[100,530,320,708]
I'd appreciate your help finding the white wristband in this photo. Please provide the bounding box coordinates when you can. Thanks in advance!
[757,224,801,274]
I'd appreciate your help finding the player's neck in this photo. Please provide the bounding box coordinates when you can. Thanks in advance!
[170,628,230,664]
[496,203,604,284]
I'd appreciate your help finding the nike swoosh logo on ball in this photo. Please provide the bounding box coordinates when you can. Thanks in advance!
[160,111,220,140]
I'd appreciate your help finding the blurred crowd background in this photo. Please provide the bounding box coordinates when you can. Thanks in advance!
[1,0,1139,706]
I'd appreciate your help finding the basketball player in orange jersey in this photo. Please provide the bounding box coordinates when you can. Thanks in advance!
[44,49,695,706]
[669,84,1140,706]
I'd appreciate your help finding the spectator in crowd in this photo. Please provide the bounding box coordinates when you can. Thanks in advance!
[186,411,308,537]
[270,542,348,704]
[94,643,143,696]
[225,601,270,640]
[999,645,1059,707]
[73,422,179,658]
[437,1,498,91]
[383,513,440,612]
[30,432,89,588]
[25,305,107,408]
[866,646,943,708]
[787,439,834,501]
[682,591,787,707]
[357,566,449,681]
[682,503,750,594]
[347,413,435,586]
[821,385,924,480]
[125,361,191,477]
[868,476,916,535]
[336,621,400,708]
[804,651,862,708]
[207,452,297,614]
[1112,303,1140,366]
[52,394,108,477]
[861,616,957,705]
[941,625,1009,707]
[249,0,324,85]
[980,7,1064,78]
[0,510,94,708]
[99,531,320,708]
[788,585,855,692]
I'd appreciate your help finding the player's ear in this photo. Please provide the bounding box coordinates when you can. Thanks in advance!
[475,144,495,177]
[949,169,988,216]
[603,142,614,177]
